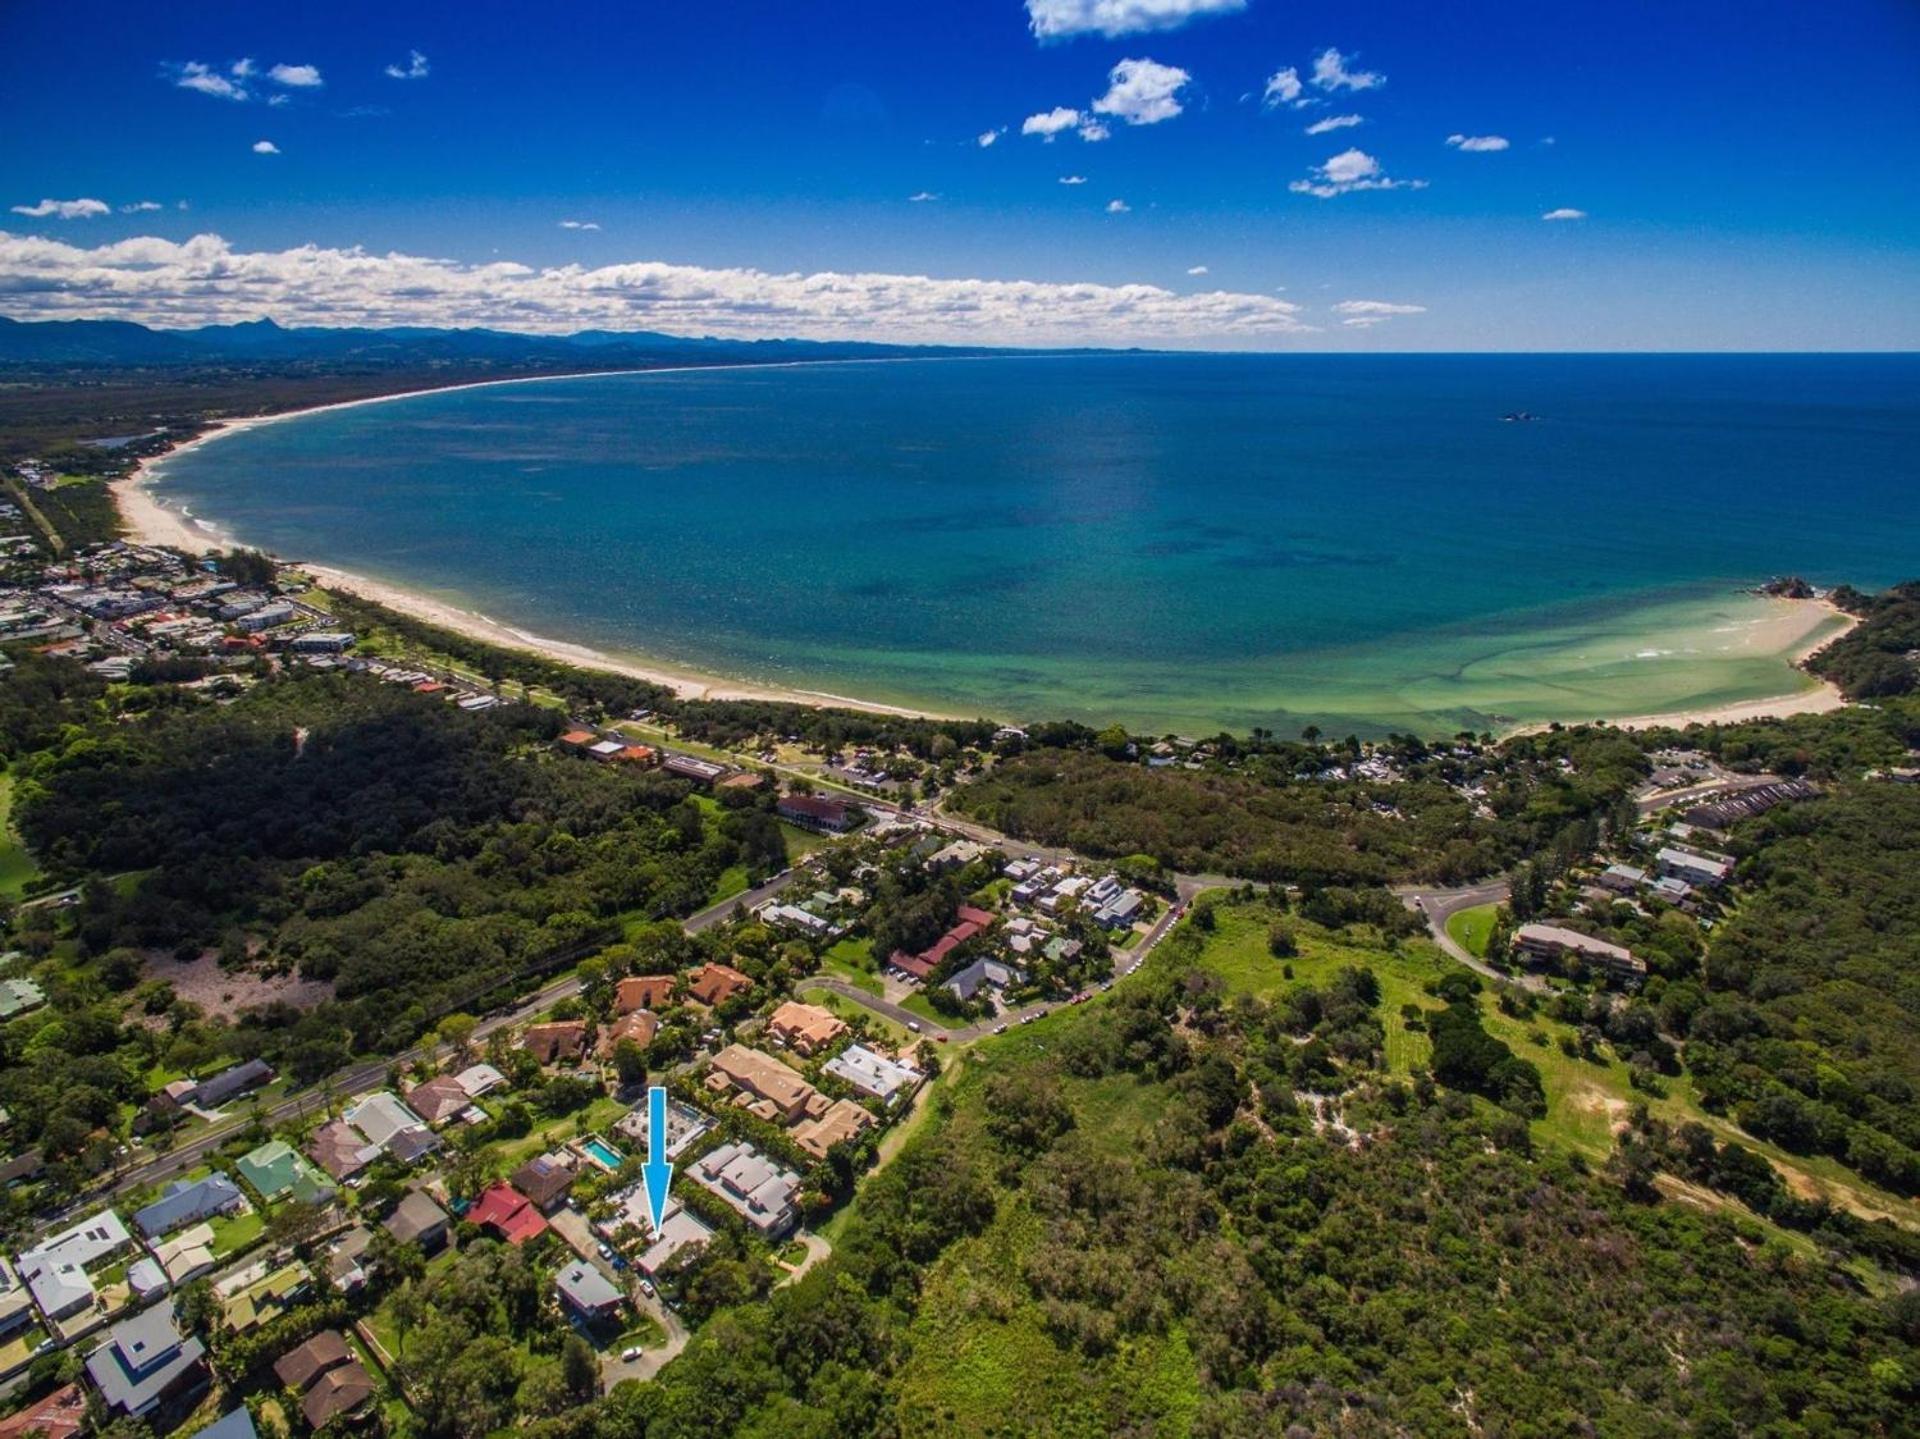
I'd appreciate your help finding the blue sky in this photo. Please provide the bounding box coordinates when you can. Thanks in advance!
[2,0,1916,348]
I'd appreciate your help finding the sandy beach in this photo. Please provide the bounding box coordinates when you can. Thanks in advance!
[114,375,1866,734]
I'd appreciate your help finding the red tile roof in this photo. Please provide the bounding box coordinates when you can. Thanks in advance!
[687,963,754,1007]
[616,975,677,1013]
[0,1384,85,1439]
[467,1182,548,1245]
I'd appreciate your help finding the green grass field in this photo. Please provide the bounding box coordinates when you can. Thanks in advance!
[0,774,41,900]
[208,1207,266,1258]
[1445,902,1499,957]
[819,937,883,995]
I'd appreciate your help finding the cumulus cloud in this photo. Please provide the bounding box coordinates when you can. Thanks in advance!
[252,140,280,155]
[0,229,1319,343]
[1310,47,1385,93]
[10,198,110,220]
[1059,174,1087,185]
[1187,265,1208,275]
[558,219,601,230]
[1023,107,1081,138]
[1262,67,1303,108]
[1289,148,1425,199]
[908,192,939,202]
[1106,198,1131,213]
[119,201,164,214]
[170,60,251,101]
[1025,0,1245,41]
[1332,299,1426,327]
[1091,57,1190,126]
[268,62,322,88]
[385,50,430,80]
[1305,114,1363,135]
[977,128,1003,147]
[1542,207,1587,221]
[1445,133,1509,152]
[1078,118,1110,141]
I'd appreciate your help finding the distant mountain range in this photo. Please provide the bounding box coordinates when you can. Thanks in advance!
[0,315,1046,367]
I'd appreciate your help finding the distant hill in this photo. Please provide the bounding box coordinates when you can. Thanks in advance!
[0,315,1031,367]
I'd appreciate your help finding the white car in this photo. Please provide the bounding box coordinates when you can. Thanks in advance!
[906,1020,921,1033]
[621,1346,643,1362]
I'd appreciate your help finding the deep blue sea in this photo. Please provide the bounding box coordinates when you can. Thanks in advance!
[149,353,1920,734]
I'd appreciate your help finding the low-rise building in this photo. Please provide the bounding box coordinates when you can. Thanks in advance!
[688,1141,801,1238]
[600,1009,659,1057]
[793,1098,875,1159]
[662,755,727,786]
[617,974,678,1013]
[1513,923,1647,985]
[767,1000,848,1057]
[382,1191,450,1251]
[1655,847,1733,888]
[1598,863,1647,894]
[687,963,754,1007]
[131,1174,245,1240]
[708,1045,821,1123]
[84,1305,208,1419]
[555,1261,623,1322]
[521,1020,589,1066]
[776,794,856,833]
[823,1044,923,1106]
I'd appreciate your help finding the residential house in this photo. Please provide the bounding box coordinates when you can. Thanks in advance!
[324,1227,375,1292]
[83,1305,208,1419]
[189,1409,259,1439]
[554,1261,623,1322]
[0,1384,87,1439]
[174,1058,274,1112]
[793,1099,875,1160]
[823,1045,923,1106]
[306,1121,378,1183]
[220,1263,310,1333]
[405,1075,475,1127]
[767,1000,848,1057]
[382,1191,449,1252]
[686,963,753,1008]
[149,1225,216,1289]
[467,1183,548,1246]
[599,1009,658,1057]
[343,1093,440,1164]
[0,979,46,1020]
[274,1330,376,1432]
[509,1154,578,1213]
[616,975,677,1013]
[688,1141,801,1238]
[0,1258,35,1336]
[613,1095,712,1160]
[131,1174,245,1239]
[453,1063,507,1099]
[521,1021,588,1067]
[236,1140,334,1204]
[19,1209,132,1323]
[1599,863,1647,894]
[945,957,1025,1004]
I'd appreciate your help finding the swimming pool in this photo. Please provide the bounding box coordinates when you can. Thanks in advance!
[583,1137,624,1170]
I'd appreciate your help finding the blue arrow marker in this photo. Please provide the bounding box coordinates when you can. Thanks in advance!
[642,1085,674,1233]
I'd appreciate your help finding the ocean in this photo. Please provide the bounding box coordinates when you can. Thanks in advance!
[148,352,1920,735]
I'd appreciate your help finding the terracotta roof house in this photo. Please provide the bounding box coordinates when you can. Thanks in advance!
[0,1383,86,1439]
[520,1020,588,1066]
[889,904,996,981]
[405,1075,474,1127]
[793,1098,876,1160]
[558,730,597,750]
[307,1120,378,1181]
[616,975,677,1013]
[767,1000,848,1057]
[273,1329,353,1392]
[600,1009,658,1056]
[708,1045,819,1123]
[509,1154,578,1212]
[686,963,754,1008]
[467,1183,548,1245]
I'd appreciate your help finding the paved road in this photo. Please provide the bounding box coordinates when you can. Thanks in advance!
[1634,771,1782,817]
[684,870,800,934]
[1396,879,1544,989]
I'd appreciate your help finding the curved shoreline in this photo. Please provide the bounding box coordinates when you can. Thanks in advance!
[114,369,1862,735]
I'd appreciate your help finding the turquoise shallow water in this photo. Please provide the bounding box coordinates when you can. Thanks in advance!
[150,353,1920,735]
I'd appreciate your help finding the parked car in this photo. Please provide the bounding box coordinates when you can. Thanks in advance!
[906,1020,922,1033]
[621,1346,643,1361]
[640,1279,656,1298]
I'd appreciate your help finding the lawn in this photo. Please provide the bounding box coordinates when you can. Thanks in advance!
[705,863,751,906]
[819,937,882,995]
[780,822,835,861]
[1446,902,1500,957]
[208,1208,266,1259]
[616,1314,666,1349]
[486,1094,631,1171]
[797,986,910,1045]
[900,993,964,1029]
[0,774,40,900]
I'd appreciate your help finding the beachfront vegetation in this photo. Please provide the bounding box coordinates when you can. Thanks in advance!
[1814,580,1920,699]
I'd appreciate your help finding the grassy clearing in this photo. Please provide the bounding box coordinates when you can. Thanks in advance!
[486,1095,630,1171]
[706,863,751,906]
[208,1208,266,1258]
[900,993,964,1029]
[780,822,834,861]
[1445,902,1499,957]
[819,937,882,995]
[0,774,40,900]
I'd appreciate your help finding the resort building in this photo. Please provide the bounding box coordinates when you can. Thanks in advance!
[707,1045,824,1124]
[767,1000,848,1057]
[688,1141,801,1238]
[823,1044,923,1106]
[600,1009,659,1056]
[793,1098,875,1159]
[1513,923,1648,985]
[613,1095,712,1159]
[521,1020,589,1066]
[686,963,754,1007]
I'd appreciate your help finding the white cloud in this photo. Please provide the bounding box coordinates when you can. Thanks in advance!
[231,58,257,79]
[1091,57,1190,126]
[1078,118,1110,141]
[1305,114,1363,136]
[558,220,602,230]
[1445,133,1509,152]
[1310,47,1385,93]
[252,140,280,155]
[385,50,430,80]
[977,128,1003,147]
[1106,199,1131,213]
[10,198,110,220]
[908,192,939,202]
[268,63,323,88]
[1289,148,1426,199]
[1187,265,1208,275]
[1262,67,1303,108]
[0,229,1318,344]
[268,94,291,107]
[1025,0,1244,41]
[170,60,250,101]
[1333,299,1425,321]
[1059,175,1087,185]
[1542,208,1587,221]
[119,201,164,214]
[1022,107,1085,140]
